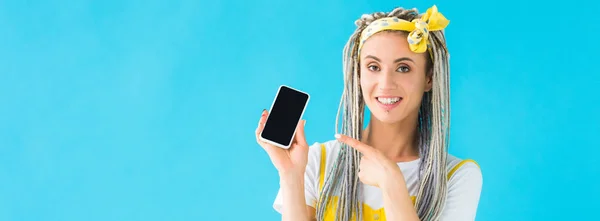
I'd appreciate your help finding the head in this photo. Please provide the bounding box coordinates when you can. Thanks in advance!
[316,6,451,221]
[359,30,433,124]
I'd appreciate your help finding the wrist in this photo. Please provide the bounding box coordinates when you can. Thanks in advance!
[379,169,420,221]
[279,170,305,185]
[380,170,406,192]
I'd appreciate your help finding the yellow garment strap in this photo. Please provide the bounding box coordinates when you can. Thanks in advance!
[318,144,327,192]
[448,159,479,179]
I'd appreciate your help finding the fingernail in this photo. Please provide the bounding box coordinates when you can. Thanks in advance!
[334,134,341,139]
[303,120,306,126]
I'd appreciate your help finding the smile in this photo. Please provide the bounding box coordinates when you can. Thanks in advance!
[376,96,402,111]
[377,97,401,104]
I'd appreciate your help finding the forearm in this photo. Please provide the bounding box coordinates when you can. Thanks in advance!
[280,172,311,221]
[381,175,420,221]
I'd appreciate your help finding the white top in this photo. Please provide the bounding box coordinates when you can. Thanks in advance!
[273,140,483,221]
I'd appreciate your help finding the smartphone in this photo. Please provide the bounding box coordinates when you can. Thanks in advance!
[260,85,310,149]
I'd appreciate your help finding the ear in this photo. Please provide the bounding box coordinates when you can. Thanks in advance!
[424,71,433,92]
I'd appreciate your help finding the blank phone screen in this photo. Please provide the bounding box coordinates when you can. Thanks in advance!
[262,86,309,147]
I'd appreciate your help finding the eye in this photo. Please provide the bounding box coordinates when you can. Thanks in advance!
[367,64,381,72]
[397,65,411,73]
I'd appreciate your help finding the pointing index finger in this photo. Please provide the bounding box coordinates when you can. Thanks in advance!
[335,134,376,157]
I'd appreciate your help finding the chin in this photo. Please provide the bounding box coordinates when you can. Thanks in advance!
[371,110,406,124]
[366,104,403,124]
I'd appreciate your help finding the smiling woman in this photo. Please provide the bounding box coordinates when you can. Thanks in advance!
[255,5,482,221]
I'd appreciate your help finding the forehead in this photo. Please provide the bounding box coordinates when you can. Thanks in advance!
[359,31,417,60]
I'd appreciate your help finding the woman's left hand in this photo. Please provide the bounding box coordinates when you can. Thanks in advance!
[335,134,405,188]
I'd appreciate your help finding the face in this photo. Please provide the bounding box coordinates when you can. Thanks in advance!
[359,31,432,124]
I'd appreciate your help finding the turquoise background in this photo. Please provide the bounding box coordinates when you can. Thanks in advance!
[1,0,598,220]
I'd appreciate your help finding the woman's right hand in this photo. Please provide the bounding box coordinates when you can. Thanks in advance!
[255,109,310,178]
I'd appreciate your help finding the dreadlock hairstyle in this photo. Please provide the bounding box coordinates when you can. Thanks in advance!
[314,6,451,221]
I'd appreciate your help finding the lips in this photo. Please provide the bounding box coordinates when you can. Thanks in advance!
[376,97,401,104]
[375,96,402,111]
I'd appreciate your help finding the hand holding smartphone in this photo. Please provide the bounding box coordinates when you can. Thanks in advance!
[255,85,310,175]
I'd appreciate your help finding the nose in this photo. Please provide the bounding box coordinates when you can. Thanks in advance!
[378,71,397,90]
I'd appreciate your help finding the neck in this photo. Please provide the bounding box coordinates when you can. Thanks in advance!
[362,111,420,163]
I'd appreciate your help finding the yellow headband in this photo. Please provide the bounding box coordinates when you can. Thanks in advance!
[358,5,449,54]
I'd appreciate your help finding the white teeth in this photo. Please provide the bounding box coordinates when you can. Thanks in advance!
[377,97,401,104]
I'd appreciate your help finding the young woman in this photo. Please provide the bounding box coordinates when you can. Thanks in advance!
[255,5,482,221]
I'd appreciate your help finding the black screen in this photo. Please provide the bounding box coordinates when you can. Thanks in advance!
[262,86,309,147]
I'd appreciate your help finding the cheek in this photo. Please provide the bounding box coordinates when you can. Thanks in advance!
[405,74,428,93]
[360,78,369,101]
[401,81,418,94]
[359,73,375,93]
[402,75,428,108]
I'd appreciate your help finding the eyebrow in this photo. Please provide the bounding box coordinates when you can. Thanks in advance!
[364,55,415,63]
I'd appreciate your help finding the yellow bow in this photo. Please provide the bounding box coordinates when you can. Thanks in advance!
[358,5,449,54]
